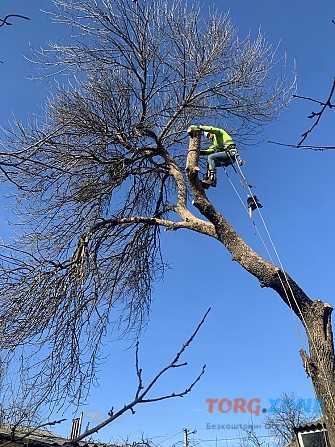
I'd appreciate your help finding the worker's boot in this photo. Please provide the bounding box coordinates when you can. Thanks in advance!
[201,168,217,189]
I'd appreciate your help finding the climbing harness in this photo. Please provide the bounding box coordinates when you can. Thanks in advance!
[200,146,238,188]
[225,143,238,158]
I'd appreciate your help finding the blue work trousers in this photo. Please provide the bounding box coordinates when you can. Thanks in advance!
[207,151,231,170]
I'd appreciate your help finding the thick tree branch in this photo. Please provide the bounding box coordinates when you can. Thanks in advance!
[47,214,216,272]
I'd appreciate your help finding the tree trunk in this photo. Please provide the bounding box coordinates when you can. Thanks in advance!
[300,300,335,447]
[185,130,335,447]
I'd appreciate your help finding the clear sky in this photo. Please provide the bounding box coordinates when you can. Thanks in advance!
[1,1,335,447]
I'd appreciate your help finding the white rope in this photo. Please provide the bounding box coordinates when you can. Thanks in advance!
[224,169,277,266]
[225,166,306,348]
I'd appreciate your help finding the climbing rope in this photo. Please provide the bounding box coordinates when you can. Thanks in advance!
[224,166,306,348]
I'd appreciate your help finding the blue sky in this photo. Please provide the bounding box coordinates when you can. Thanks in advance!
[1,1,335,446]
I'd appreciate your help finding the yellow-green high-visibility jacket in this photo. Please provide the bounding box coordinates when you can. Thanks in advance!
[199,125,235,154]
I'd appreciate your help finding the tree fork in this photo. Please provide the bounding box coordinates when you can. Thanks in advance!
[186,130,335,446]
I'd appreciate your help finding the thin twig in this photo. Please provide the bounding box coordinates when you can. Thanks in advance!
[295,77,335,147]
[67,309,211,444]
[268,140,335,151]
[135,340,144,400]
[0,14,29,27]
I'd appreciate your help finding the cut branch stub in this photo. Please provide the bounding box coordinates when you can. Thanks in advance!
[185,128,201,178]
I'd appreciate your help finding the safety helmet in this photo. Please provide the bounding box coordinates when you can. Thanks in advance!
[204,131,211,138]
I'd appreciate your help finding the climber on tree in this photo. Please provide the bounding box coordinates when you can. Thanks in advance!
[187,125,242,189]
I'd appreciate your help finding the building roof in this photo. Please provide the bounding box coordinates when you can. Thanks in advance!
[0,425,115,447]
[292,421,329,447]
[293,422,326,433]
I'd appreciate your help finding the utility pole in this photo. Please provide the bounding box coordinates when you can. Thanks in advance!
[183,428,188,447]
[183,428,197,447]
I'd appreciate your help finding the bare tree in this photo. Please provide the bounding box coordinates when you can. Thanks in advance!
[0,0,302,439]
[264,392,319,446]
[238,427,271,447]
[237,392,320,447]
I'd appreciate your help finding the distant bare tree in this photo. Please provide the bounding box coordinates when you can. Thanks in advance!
[238,392,319,447]
[0,0,294,434]
[238,427,270,447]
[264,392,318,446]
